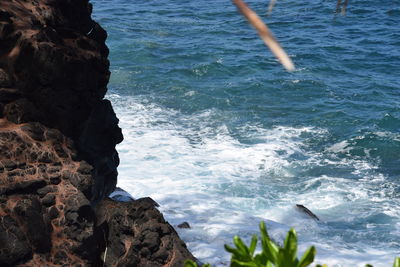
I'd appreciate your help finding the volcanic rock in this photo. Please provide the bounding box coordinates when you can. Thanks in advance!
[0,0,195,266]
[0,120,99,266]
[0,0,121,203]
[96,198,196,267]
[178,222,191,229]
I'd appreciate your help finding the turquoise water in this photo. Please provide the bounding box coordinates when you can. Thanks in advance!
[92,0,400,266]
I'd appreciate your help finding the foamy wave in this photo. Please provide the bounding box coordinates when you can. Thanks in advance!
[107,93,399,267]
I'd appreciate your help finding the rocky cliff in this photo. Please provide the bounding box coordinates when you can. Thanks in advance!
[0,0,195,266]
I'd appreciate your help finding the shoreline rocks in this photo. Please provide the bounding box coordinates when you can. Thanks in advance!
[0,0,195,266]
[96,198,195,267]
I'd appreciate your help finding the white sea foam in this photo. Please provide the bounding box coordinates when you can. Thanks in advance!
[108,93,400,267]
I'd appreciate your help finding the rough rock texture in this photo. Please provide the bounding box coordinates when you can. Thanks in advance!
[0,0,123,203]
[0,120,100,266]
[96,198,196,267]
[0,0,195,266]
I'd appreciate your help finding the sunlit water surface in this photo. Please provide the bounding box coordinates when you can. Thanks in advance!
[92,0,400,266]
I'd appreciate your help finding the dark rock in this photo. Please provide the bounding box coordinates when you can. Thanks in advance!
[53,143,69,158]
[0,179,47,195]
[3,99,38,124]
[178,222,191,229]
[0,215,32,266]
[13,197,52,253]
[0,69,12,87]
[135,197,160,208]
[78,100,123,204]
[20,123,45,141]
[77,161,93,175]
[95,199,196,267]
[0,88,20,103]
[41,193,56,207]
[68,172,93,197]
[50,176,61,185]
[0,0,195,266]
[48,206,59,219]
[1,159,19,171]
[295,204,320,221]
[37,185,57,197]
[0,0,122,211]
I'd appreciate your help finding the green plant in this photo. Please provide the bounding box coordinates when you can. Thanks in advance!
[394,257,400,267]
[185,261,212,267]
[184,221,400,267]
[224,221,315,267]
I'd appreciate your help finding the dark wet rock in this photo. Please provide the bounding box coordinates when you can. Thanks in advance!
[135,196,160,207]
[295,204,320,221]
[78,99,123,204]
[178,222,191,229]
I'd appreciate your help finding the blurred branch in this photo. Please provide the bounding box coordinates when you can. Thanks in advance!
[232,0,295,72]
[342,0,349,15]
[336,0,349,15]
[268,0,277,16]
[335,0,342,14]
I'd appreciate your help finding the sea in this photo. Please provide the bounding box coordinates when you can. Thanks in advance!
[91,0,400,266]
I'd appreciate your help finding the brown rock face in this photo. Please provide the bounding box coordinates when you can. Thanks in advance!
[0,0,123,203]
[0,0,195,266]
[0,120,99,266]
[0,0,109,134]
[96,198,196,267]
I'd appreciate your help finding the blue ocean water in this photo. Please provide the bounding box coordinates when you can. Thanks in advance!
[91,0,400,266]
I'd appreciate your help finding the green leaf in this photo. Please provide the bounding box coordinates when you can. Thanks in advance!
[365,265,373,267]
[394,257,400,267]
[249,235,258,256]
[259,221,270,240]
[277,248,287,267]
[234,235,250,257]
[297,246,316,267]
[264,238,279,263]
[254,254,268,266]
[283,228,298,264]
[259,222,279,263]
[231,259,259,267]
[225,244,244,259]
[184,260,198,267]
